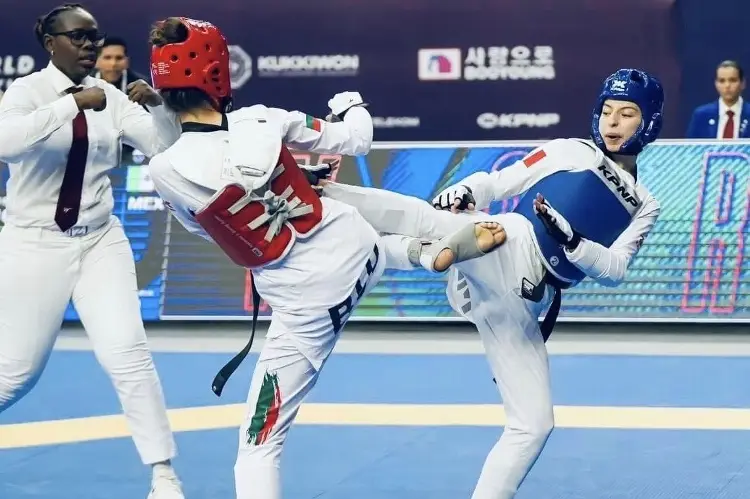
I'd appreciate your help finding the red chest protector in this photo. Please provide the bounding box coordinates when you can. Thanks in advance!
[194,146,324,268]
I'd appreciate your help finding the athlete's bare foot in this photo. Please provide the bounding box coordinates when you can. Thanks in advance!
[475,221,507,252]
[432,221,506,272]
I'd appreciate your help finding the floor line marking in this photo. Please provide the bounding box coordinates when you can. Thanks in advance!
[2,403,750,449]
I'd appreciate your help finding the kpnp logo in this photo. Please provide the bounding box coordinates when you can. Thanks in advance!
[477,112,560,129]
[418,48,461,81]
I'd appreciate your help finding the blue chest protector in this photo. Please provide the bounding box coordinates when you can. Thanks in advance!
[513,157,641,284]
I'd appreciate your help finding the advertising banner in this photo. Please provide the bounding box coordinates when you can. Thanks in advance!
[3,139,747,323]
[2,0,681,141]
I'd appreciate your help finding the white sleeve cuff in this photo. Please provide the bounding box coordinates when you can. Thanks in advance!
[563,239,588,262]
[53,94,80,122]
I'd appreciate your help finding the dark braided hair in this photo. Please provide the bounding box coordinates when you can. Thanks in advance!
[150,18,231,113]
[34,3,86,50]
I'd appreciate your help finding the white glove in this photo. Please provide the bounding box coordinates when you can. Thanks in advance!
[432,184,476,212]
[327,91,366,118]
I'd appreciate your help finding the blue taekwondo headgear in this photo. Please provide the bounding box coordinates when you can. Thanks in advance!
[591,69,664,156]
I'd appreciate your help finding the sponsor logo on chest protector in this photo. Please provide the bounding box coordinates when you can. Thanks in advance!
[597,164,638,207]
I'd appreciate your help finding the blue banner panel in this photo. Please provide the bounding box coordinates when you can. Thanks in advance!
[20,139,732,323]
[1,0,680,141]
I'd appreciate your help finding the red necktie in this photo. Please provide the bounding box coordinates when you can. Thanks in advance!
[54,87,88,231]
[723,110,735,139]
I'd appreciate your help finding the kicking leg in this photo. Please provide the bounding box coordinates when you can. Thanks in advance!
[380,222,507,272]
[421,221,507,272]
[322,181,481,239]
[378,234,418,270]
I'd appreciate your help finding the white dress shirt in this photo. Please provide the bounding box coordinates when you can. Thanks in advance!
[717,97,743,139]
[0,61,181,230]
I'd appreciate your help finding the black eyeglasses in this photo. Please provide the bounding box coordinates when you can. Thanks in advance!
[48,29,106,47]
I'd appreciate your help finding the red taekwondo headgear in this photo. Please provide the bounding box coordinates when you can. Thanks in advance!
[150,17,233,112]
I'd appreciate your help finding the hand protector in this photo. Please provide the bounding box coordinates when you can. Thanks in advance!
[327,91,367,119]
[299,162,335,186]
[432,184,476,212]
[533,194,581,250]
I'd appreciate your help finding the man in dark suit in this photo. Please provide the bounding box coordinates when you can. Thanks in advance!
[686,60,750,139]
[93,36,149,93]
[93,36,151,159]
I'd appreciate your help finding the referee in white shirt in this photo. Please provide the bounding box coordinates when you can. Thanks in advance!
[0,4,185,498]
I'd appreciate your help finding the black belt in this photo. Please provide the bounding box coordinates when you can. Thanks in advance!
[211,283,261,397]
[520,270,572,342]
[540,272,573,342]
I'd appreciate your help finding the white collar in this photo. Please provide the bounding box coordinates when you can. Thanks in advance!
[43,60,94,95]
[719,96,743,116]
